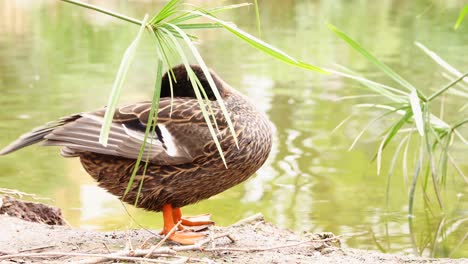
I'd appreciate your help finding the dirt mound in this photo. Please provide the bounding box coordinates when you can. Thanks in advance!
[0,195,66,226]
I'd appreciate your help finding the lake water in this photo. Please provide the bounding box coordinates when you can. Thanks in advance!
[0,0,466,258]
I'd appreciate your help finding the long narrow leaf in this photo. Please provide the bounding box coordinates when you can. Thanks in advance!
[423,106,444,210]
[349,108,405,151]
[133,59,164,203]
[326,67,408,97]
[402,131,413,186]
[168,23,239,148]
[428,73,468,101]
[328,24,419,94]
[159,26,228,166]
[253,0,262,38]
[99,14,149,146]
[376,111,412,175]
[169,3,251,24]
[150,0,181,24]
[334,65,408,101]
[416,42,468,84]
[386,134,411,207]
[409,90,425,136]
[124,59,164,198]
[194,11,328,74]
[454,4,468,30]
[175,23,223,29]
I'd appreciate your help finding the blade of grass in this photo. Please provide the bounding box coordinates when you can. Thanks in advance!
[159,26,228,166]
[408,142,424,255]
[134,62,163,205]
[386,133,411,207]
[335,94,383,101]
[402,131,413,187]
[193,11,328,74]
[326,67,408,98]
[416,42,468,84]
[449,232,468,257]
[124,59,164,198]
[168,23,239,148]
[331,114,353,134]
[334,65,408,101]
[253,0,262,38]
[454,129,468,145]
[328,24,422,96]
[454,4,468,30]
[447,153,468,183]
[428,73,468,101]
[409,90,425,136]
[376,110,412,175]
[431,217,446,257]
[429,127,450,187]
[169,3,252,24]
[150,0,181,24]
[194,77,221,133]
[174,23,223,29]
[423,106,444,210]
[357,103,450,130]
[99,14,149,146]
[460,103,468,112]
[349,107,406,151]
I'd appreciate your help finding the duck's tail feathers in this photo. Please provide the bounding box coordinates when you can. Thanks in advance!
[0,114,81,155]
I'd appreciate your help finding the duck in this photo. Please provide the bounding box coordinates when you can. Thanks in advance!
[0,64,273,245]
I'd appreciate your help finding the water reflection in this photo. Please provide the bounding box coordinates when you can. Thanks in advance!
[0,0,466,258]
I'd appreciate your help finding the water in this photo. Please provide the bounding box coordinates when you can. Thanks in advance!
[0,0,467,258]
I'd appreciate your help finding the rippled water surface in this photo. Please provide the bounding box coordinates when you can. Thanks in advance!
[0,0,467,258]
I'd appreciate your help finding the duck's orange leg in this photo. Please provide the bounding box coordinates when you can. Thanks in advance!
[161,204,205,245]
[172,208,214,227]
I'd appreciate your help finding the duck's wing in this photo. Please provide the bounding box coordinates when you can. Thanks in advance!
[42,98,227,165]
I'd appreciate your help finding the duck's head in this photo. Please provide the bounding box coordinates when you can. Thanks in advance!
[161,64,229,101]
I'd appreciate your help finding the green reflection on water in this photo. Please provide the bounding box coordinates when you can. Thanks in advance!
[0,0,466,258]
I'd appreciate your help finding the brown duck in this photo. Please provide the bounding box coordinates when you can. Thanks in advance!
[0,65,273,244]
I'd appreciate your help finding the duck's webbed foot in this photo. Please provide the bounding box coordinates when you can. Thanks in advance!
[161,204,214,245]
[173,208,214,227]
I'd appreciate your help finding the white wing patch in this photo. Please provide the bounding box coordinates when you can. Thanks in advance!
[158,124,178,157]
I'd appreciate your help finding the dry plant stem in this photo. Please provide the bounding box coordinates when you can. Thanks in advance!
[59,0,142,26]
[73,220,182,264]
[145,220,182,257]
[19,245,56,253]
[186,236,341,253]
[0,251,175,263]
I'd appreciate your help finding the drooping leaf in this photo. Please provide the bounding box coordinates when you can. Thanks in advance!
[194,11,328,74]
[409,90,424,136]
[328,24,420,94]
[454,4,468,30]
[99,14,149,146]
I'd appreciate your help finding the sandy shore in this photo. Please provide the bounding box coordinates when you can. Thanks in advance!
[0,196,466,264]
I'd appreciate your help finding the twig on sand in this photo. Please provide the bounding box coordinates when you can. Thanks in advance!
[0,251,175,263]
[174,235,341,253]
[145,220,182,257]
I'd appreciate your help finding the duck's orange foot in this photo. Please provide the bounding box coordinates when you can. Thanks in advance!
[181,214,214,227]
[161,204,214,244]
[168,231,206,245]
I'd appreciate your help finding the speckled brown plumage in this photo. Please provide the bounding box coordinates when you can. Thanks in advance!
[0,64,273,213]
